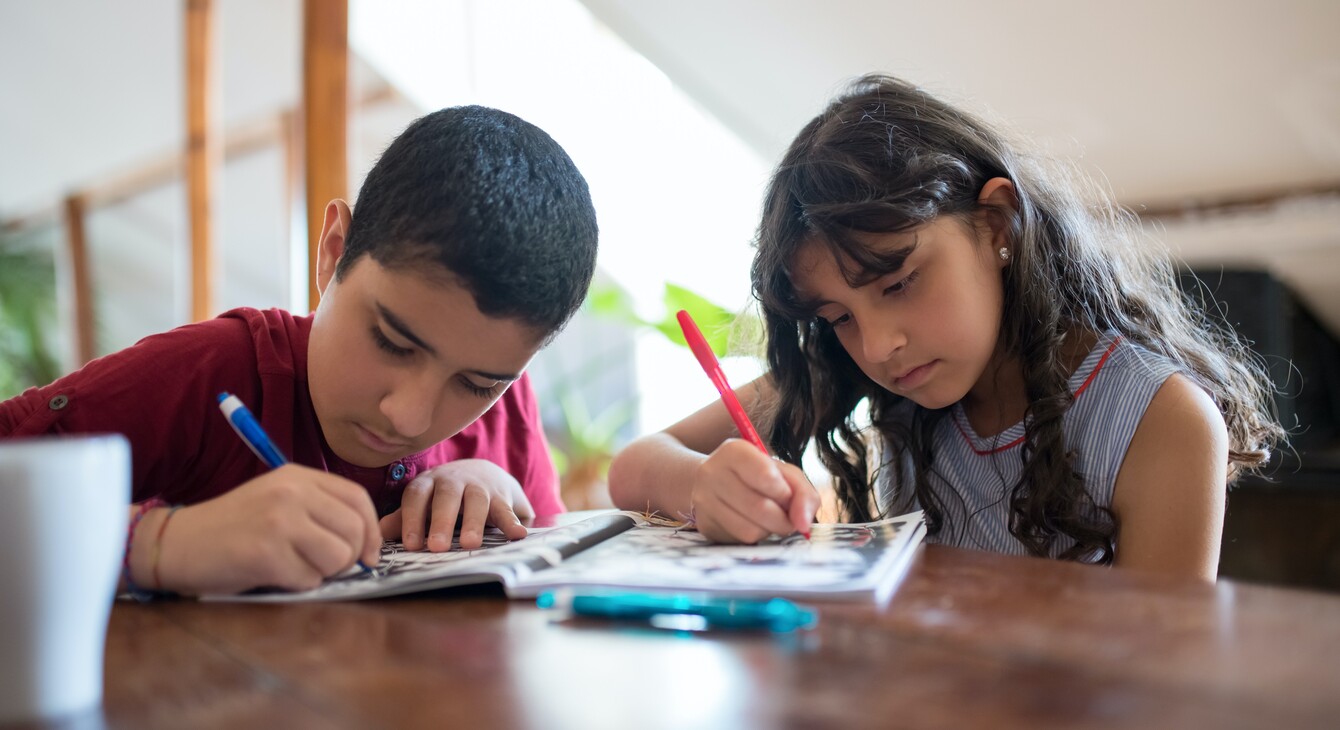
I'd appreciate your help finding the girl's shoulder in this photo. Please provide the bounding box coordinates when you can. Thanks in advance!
[1069,332,1181,399]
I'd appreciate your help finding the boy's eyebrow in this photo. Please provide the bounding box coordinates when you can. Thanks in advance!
[467,368,521,383]
[378,304,438,356]
[377,303,521,382]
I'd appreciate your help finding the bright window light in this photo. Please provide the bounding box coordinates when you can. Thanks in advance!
[351,0,770,434]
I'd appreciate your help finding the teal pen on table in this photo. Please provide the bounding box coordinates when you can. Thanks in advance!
[537,590,819,633]
[217,391,376,575]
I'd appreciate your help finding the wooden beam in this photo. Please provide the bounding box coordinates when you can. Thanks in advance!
[303,0,349,312]
[1132,181,1340,222]
[0,84,396,236]
[185,0,218,322]
[62,195,96,366]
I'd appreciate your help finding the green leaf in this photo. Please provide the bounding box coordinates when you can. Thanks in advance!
[659,282,735,356]
[584,278,644,326]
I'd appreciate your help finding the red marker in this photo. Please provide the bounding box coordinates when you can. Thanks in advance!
[676,310,767,453]
[676,310,811,539]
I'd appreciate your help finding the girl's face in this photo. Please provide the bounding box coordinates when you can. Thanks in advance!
[790,215,1010,411]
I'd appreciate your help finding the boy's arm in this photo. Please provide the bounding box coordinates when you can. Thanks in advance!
[512,372,563,517]
[127,465,382,595]
[1111,373,1229,581]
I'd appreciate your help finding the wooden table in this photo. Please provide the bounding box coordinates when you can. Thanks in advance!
[26,544,1340,730]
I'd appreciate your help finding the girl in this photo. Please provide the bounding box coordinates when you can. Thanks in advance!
[608,74,1282,581]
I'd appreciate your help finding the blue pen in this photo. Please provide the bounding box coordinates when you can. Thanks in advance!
[536,590,819,633]
[217,392,288,468]
[217,392,374,575]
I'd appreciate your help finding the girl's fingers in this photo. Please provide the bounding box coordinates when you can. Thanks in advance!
[699,496,772,544]
[717,483,796,537]
[721,442,792,504]
[778,464,820,535]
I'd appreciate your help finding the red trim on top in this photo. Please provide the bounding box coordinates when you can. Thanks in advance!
[957,336,1124,456]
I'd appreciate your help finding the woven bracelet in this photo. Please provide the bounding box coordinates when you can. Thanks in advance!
[122,497,167,602]
[150,505,183,593]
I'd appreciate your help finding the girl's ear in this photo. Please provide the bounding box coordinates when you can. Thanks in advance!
[314,199,353,297]
[976,177,1019,262]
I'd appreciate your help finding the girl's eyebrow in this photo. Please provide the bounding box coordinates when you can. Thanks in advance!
[788,236,919,313]
[856,240,919,279]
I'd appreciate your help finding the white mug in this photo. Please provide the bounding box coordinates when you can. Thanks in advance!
[0,434,130,724]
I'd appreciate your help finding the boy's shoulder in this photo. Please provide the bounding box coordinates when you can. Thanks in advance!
[1,307,311,438]
[214,307,314,377]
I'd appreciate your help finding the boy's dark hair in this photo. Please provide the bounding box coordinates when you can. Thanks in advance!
[335,105,598,340]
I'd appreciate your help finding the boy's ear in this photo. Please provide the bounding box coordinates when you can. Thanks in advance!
[314,200,353,297]
[976,177,1019,257]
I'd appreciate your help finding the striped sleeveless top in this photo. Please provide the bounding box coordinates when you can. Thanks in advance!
[876,332,1182,561]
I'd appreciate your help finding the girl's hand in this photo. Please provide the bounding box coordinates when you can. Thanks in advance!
[378,459,533,552]
[690,439,819,544]
[154,464,382,595]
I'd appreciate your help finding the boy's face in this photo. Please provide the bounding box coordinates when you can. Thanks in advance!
[307,251,545,468]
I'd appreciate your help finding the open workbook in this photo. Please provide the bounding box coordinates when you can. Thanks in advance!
[207,510,927,603]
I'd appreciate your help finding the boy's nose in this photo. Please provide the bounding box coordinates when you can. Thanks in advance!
[380,384,435,441]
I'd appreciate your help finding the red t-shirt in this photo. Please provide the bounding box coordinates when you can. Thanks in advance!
[0,308,564,517]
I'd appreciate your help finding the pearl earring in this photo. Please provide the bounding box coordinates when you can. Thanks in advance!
[998,247,1010,261]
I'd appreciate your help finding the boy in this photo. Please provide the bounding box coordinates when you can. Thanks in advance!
[0,106,599,596]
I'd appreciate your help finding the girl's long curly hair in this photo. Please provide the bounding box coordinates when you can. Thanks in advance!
[752,74,1283,563]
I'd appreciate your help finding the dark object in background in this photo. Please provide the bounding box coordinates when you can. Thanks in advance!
[1179,267,1340,458]
[1180,267,1340,593]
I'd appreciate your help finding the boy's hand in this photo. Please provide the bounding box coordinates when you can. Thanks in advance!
[379,459,533,551]
[691,439,819,544]
[156,464,382,595]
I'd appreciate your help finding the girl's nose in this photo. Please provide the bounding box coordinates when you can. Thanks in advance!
[861,322,906,364]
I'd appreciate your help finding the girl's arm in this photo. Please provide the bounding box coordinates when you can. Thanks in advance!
[1111,373,1229,581]
[607,376,818,542]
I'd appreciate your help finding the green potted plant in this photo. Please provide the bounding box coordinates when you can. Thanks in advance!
[546,278,755,510]
[0,226,61,399]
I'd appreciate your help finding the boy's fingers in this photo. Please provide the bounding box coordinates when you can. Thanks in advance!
[304,469,382,565]
[399,476,435,550]
[361,510,384,566]
[426,479,465,552]
[307,493,375,558]
[489,500,528,541]
[510,490,536,523]
[456,484,491,550]
[379,511,402,541]
[288,525,356,584]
